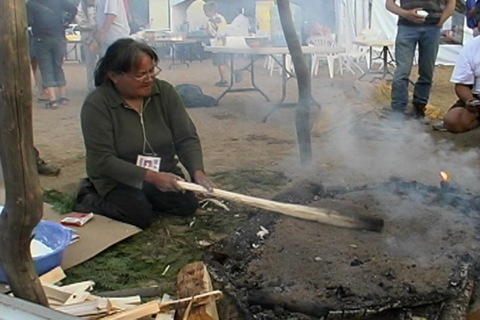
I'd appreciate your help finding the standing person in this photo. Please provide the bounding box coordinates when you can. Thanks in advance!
[466,0,480,37]
[76,0,99,92]
[27,0,77,109]
[203,0,228,87]
[95,0,130,56]
[28,27,50,101]
[74,38,215,229]
[386,0,455,121]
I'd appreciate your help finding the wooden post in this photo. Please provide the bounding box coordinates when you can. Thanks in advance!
[0,0,48,306]
[277,0,312,164]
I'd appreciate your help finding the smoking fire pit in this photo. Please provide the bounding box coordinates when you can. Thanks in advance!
[205,178,480,319]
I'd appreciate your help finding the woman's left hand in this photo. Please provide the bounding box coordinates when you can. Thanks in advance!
[193,170,216,192]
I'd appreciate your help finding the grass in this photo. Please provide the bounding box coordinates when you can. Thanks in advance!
[42,169,288,296]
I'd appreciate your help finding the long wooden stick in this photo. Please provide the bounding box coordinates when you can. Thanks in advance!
[178,182,384,232]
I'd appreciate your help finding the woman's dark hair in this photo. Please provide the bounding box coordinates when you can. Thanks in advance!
[94,38,159,87]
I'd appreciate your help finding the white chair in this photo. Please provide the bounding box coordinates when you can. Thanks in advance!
[265,54,294,77]
[338,45,370,75]
[308,35,339,78]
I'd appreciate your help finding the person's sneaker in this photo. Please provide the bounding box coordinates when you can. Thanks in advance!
[432,120,447,132]
[37,161,60,176]
[58,97,70,105]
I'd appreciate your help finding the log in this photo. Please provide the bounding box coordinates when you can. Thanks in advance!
[178,182,384,232]
[175,262,220,320]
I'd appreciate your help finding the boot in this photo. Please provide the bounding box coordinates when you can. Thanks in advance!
[412,103,430,125]
[34,147,60,176]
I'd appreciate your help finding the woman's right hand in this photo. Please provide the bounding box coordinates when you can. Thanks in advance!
[144,170,184,192]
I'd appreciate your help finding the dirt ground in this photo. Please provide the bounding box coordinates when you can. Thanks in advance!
[30,57,480,318]
[34,60,478,194]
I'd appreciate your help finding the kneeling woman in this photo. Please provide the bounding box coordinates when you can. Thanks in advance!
[75,38,215,229]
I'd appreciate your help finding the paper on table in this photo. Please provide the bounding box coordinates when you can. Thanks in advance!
[225,36,249,48]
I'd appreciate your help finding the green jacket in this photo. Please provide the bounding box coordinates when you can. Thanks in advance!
[81,79,204,197]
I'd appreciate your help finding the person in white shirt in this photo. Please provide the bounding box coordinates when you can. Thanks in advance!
[186,0,207,33]
[443,36,480,133]
[95,0,130,56]
[76,0,98,92]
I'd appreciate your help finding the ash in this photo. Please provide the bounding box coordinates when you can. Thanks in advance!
[206,179,480,319]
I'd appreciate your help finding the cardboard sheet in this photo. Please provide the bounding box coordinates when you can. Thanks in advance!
[0,189,141,290]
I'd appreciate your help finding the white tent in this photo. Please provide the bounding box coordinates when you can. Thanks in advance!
[334,0,474,66]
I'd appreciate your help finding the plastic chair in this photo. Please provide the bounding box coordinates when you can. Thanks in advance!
[308,35,339,78]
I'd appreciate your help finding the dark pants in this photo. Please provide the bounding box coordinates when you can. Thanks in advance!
[75,179,198,229]
[33,37,67,88]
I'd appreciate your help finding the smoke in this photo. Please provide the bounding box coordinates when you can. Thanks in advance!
[279,99,480,194]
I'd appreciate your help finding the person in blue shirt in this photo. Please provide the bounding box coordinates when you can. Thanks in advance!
[466,0,480,36]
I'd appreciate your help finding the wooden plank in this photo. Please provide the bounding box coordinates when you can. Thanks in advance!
[156,294,175,320]
[39,267,66,285]
[175,261,219,320]
[100,300,161,320]
[53,298,112,317]
[59,280,95,294]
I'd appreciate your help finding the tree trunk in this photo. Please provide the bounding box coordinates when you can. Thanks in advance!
[0,0,48,306]
[276,0,312,164]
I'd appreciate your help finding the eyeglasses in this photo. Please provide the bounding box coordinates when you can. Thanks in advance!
[126,66,162,82]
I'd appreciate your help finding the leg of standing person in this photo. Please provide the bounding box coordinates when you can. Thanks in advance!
[51,37,69,104]
[34,37,59,109]
[391,25,419,114]
[82,42,97,92]
[411,25,441,118]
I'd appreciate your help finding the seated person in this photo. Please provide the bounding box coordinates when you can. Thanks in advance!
[75,38,215,229]
[443,36,480,133]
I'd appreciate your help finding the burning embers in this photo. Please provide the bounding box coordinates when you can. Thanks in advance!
[439,171,451,191]
[205,178,480,319]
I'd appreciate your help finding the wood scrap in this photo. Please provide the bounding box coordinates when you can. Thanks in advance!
[39,266,66,284]
[95,285,162,298]
[53,298,113,317]
[158,290,222,310]
[100,300,161,320]
[175,261,220,320]
[156,294,175,320]
[60,280,95,294]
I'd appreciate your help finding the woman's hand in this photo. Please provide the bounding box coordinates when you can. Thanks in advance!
[193,170,216,192]
[145,170,184,192]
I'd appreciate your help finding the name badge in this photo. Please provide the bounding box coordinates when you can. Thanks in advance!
[136,155,161,172]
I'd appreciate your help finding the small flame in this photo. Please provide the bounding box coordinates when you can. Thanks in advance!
[440,171,449,182]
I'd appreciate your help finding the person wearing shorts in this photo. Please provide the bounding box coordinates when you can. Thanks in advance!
[443,36,480,133]
[203,1,229,87]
